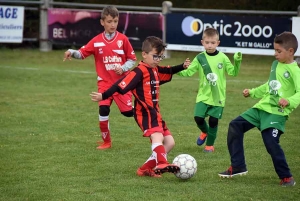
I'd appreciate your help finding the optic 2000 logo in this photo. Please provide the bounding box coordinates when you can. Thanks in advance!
[181,16,273,38]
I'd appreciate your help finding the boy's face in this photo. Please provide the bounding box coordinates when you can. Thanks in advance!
[100,15,118,34]
[142,49,165,68]
[274,43,294,63]
[201,35,220,53]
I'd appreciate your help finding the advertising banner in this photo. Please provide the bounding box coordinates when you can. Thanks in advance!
[292,17,300,56]
[166,13,292,55]
[48,8,163,49]
[0,5,24,43]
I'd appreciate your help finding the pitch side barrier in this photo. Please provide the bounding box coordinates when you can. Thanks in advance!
[164,4,300,57]
[0,0,299,56]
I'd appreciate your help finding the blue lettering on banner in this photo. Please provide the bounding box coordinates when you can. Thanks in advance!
[0,7,18,19]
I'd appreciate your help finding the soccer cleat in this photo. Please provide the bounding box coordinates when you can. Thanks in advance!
[280,177,296,187]
[196,132,207,146]
[203,145,214,152]
[218,166,248,178]
[136,168,162,178]
[96,141,112,150]
[154,163,180,175]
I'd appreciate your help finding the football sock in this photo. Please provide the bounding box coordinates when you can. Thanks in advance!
[99,116,111,143]
[197,120,208,133]
[153,143,168,165]
[206,126,218,146]
[140,152,156,170]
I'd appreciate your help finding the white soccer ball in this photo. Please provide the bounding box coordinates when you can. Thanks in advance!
[172,154,197,180]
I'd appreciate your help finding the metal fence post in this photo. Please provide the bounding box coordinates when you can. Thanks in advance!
[162,1,172,58]
[39,0,52,51]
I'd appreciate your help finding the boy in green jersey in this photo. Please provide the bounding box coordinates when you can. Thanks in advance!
[177,28,242,152]
[219,32,300,187]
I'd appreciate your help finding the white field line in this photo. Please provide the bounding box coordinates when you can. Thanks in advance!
[0,65,264,84]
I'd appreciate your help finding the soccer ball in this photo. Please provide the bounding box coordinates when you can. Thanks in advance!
[172,154,197,180]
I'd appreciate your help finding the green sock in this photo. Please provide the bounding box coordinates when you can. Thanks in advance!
[206,126,218,146]
[197,120,208,133]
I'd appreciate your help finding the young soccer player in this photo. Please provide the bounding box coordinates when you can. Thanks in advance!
[219,32,300,187]
[90,36,191,177]
[177,27,242,152]
[63,6,137,150]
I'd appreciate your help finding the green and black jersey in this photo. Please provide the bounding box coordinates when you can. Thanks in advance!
[177,50,242,107]
[250,61,300,116]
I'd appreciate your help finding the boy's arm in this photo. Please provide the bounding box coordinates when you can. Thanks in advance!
[67,49,82,59]
[286,70,300,109]
[177,57,200,77]
[249,82,268,99]
[225,52,242,76]
[121,59,136,72]
[103,67,142,99]
[122,36,137,72]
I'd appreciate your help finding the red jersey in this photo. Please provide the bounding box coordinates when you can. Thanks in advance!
[78,31,136,86]
[102,61,184,131]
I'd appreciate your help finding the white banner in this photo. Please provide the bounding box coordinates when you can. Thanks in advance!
[0,5,24,43]
[292,17,300,57]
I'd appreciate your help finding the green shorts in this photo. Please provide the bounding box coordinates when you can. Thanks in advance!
[241,108,287,132]
[194,101,223,119]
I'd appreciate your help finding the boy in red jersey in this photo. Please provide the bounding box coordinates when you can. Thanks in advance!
[90,36,190,177]
[63,6,137,150]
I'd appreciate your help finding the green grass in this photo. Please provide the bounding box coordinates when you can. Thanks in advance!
[1,48,300,201]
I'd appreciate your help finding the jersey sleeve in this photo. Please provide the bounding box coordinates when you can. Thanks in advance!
[287,67,300,109]
[249,82,268,99]
[116,67,142,94]
[157,64,184,85]
[78,37,96,59]
[177,56,200,77]
[224,52,242,77]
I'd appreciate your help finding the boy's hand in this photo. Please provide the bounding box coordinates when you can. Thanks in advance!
[183,58,191,69]
[278,98,289,108]
[114,67,123,75]
[243,89,250,97]
[90,92,103,101]
[63,51,72,61]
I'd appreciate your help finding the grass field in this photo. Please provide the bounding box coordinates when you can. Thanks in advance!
[1,48,300,201]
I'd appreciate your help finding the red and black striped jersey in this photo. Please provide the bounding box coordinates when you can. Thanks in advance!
[102,61,184,130]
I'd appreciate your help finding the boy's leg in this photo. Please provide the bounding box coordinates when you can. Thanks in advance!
[144,131,179,174]
[228,116,254,168]
[114,92,134,117]
[194,102,209,143]
[97,105,112,150]
[261,128,293,180]
[219,116,254,177]
[204,116,218,152]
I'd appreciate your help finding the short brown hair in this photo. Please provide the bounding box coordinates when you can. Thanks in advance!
[274,32,298,54]
[142,36,167,54]
[202,27,219,40]
[101,6,119,20]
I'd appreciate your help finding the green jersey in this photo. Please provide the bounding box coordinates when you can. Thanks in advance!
[177,51,242,107]
[250,60,300,116]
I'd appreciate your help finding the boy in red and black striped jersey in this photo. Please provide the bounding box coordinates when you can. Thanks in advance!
[63,6,137,150]
[90,36,190,177]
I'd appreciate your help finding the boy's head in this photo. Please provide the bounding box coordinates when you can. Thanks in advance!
[100,6,119,34]
[274,32,298,63]
[201,28,220,53]
[142,36,167,67]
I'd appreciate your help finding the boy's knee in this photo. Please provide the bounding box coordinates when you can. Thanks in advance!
[99,106,110,116]
[194,116,204,125]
